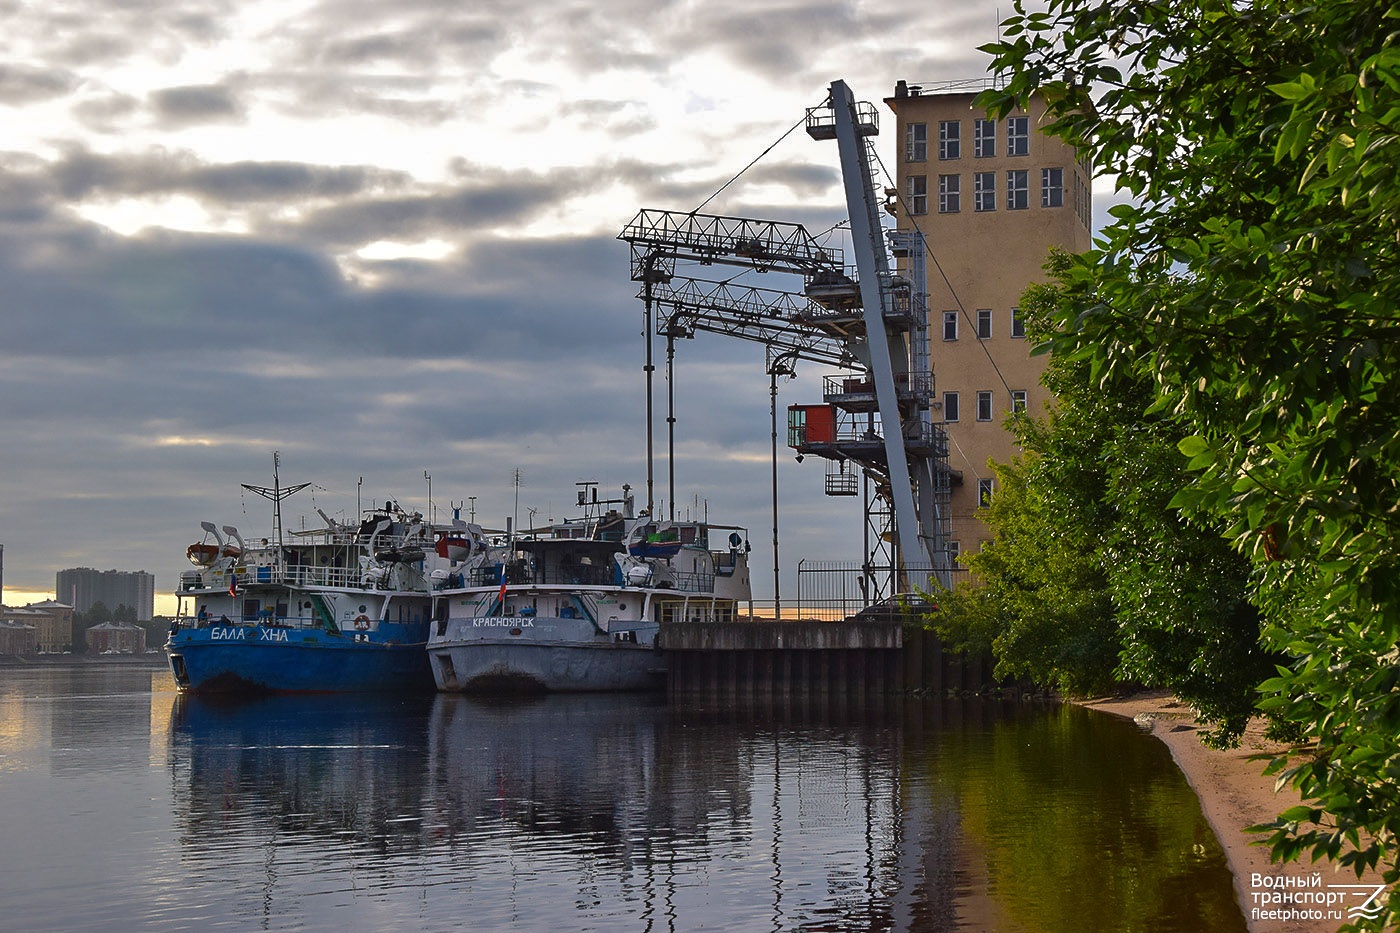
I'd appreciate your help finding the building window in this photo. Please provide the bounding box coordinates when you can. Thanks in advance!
[1007,170,1029,210]
[977,309,992,339]
[1010,307,1026,339]
[974,118,996,158]
[974,172,996,212]
[948,540,961,564]
[907,175,928,215]
[976,390,993,421]
[1011,390,1028,413]
[938,120,960,160]
[938,174,960,213]
[942,311,958,341]
[978,478,995,507]
[943,391,960,422]
[1042,167,1064,207]
[906,122,927,162]
[1007,116,1029,156]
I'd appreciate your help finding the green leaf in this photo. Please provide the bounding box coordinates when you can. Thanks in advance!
[1178,435,1210,457]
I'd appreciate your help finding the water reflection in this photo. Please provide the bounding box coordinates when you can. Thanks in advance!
[163,692,1244,932]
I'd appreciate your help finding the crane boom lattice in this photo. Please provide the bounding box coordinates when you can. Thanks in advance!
[618,81,952,611]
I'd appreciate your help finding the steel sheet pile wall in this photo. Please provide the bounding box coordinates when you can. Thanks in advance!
[659,622,994,701]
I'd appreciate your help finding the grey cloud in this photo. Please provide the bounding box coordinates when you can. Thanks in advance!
[30,147,410,206]
[745,162,841,197]
[291,165,605,246]
[70,91,142,133]
[21,0,234,69]
[151,83,244,127]
[0,63,80,104]
[310,21,507,68]
[262,1,513,82]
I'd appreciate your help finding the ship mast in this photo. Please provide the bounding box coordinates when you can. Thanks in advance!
[241,450,311,558]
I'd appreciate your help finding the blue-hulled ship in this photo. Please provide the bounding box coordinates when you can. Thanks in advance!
[166,463,485,693]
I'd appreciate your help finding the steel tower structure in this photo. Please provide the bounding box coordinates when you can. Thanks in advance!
[619,80,951,605]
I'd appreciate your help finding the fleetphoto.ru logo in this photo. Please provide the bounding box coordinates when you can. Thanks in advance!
[1249,873,1390,924]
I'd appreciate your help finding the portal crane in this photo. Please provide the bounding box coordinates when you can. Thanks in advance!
[618,80,951,605]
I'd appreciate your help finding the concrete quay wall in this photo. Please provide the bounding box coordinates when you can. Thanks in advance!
[659,621,993,701]
[657,620,902,652]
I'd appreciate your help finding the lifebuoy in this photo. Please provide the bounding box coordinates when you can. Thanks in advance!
[354,615,370,630]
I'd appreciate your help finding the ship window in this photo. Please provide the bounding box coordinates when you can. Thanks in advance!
[242,599,260,622]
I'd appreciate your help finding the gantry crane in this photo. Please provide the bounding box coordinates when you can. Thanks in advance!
[619,80,951,607]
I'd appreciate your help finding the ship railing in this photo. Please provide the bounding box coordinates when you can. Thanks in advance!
[264,565,362,588]
[234,564,370,589]
[449,563,716,592]
[457,563,616,588]
[183,563,429,592]
[662,570,716,594]
[173,613,326,630]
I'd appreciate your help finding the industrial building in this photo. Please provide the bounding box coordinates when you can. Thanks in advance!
[884,79,1093,560]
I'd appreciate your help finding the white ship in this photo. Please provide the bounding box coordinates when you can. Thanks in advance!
[427,484,751,693]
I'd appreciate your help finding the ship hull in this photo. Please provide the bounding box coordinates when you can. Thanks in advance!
[167,623,434,694]
[429,616,664,693]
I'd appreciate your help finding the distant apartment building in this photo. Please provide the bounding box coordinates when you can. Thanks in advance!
[884,79,1092,562]
[55,567,156,622]
[3,600,74,652]
[0,619,36,655]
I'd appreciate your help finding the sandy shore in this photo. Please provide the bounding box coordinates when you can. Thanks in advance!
[1079,691,1385,933]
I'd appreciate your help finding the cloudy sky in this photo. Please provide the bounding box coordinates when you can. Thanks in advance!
[2,0,1037,614]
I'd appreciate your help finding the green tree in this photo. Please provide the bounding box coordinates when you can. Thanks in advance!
[979,0,1400,919]
[937,451,1120,697]
[935,256,1270,745]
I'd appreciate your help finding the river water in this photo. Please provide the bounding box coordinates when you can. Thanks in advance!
[0,662,1245,932]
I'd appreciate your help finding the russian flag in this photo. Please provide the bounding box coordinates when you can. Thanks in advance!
[228,572,238,598]
[496,563,508,604]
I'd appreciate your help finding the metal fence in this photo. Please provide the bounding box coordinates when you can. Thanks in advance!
[794,561,958,621]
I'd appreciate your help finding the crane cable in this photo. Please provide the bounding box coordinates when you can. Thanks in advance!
[690,95,826,215]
